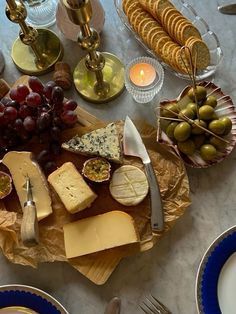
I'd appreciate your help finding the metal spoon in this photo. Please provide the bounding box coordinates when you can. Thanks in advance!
[104,297,121,314]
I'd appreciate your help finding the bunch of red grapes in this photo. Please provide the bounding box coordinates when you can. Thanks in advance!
[0,76,78,172]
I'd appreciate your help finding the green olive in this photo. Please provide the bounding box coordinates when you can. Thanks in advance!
[177,139,196,155]
[188,86,207,102]
[162,103,179,118]
[166,122,178,140]
[178,108,195,119]
[174,122,191,142]
[219,116,232,135]
[209,136,227,151]
[200,144,217,161]
[203,95,217,108]
[192,134,206,149]
[199,105,215,120]
[208,120,225,135]
[160,119,170,132]
[192,119,207,135]
[212,113,219,120]
[186,102,198,113]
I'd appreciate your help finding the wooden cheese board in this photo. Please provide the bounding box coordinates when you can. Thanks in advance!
[0,75,191,285]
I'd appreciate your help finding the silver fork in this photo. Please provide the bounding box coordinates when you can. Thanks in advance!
[140,295,172,314]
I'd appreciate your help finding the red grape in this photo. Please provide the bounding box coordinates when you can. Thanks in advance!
[28,76,44,93]
[23,116,36,132]
[5,100,20,109]
[14,118,24,131]
[37,112,51,131]
[26,92,42,107]
[37,150,52,164]
[44,161,57,174]
[52,86,64,104]
[50,126,61,141]
[61,110,77,125]
[9,88,19,101]
[63,100,77,111]
[16,84,30,102]
[18,104,32,119]
[0,103,4,112]
[4,107,17,121]
[43,81,57,100]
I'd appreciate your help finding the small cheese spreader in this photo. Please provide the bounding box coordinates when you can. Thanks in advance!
[21,176,39,247]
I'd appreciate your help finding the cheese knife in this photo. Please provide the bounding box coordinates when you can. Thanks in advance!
[104,297,121,314]
[218,3,236,14]
[21,176,39,247]
[123,116,164,232]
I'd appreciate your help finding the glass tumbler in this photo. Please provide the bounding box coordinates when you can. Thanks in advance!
[23,0,58,28]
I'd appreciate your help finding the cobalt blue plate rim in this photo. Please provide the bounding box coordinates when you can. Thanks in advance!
[0,284,69,314]
[195,225,236,314]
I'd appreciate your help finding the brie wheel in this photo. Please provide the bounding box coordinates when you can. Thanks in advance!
[109,165,149,206]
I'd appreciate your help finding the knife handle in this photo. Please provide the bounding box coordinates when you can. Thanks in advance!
[21,201,39,247]
[144,162,164,231]
[104,297,121,314]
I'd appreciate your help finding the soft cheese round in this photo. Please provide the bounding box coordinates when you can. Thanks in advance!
[109,165,149,206]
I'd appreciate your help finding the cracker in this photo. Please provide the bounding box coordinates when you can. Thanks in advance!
[179,23,201,45]
[185,37,210,69]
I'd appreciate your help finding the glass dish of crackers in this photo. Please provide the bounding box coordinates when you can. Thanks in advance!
[115,0,223,81]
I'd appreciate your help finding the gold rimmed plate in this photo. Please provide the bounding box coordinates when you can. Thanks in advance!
[0,285,68,314]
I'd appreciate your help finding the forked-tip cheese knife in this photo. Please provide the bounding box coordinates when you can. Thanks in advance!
[21,176,39,247]
[123,116,164,232]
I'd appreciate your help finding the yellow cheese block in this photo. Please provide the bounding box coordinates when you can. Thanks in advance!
[48,162,97,214]
[2,151,52,221]
[63,210,139,258]
[109,165,149,206]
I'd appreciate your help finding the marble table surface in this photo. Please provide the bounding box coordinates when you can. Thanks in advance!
[1,0,236,313]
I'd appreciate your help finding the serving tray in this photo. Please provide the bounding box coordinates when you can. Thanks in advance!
[0,76,191,285]
[114,0,223,81]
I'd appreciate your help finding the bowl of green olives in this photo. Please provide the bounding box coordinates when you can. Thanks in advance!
[158,81,236,168]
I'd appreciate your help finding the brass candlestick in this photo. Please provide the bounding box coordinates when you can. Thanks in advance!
[63,0,125,103]
[6,0,63,75]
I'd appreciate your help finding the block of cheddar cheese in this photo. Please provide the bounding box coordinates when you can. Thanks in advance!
[48,162,97,214]
[63,210,139,258]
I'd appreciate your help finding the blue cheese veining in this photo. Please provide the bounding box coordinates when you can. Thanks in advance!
[62,123,123,163]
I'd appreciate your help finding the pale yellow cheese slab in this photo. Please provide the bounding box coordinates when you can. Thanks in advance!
[48,162,97,214]
[63,210,140,258]
[2,151,52,221]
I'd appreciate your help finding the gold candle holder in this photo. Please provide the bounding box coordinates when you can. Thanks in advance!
[63,0,125,103]
[6,0,63,75]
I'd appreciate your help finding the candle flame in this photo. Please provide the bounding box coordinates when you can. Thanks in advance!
[140,69,145,77]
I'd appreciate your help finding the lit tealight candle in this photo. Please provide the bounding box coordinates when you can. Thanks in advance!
[129,62,157,87]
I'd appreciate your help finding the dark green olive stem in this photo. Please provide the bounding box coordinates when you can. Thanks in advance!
[157,106,229,144]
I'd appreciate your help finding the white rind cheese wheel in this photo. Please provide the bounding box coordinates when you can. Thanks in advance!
[109,165,149,206]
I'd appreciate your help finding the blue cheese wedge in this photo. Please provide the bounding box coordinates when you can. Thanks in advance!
[62,122,123,163]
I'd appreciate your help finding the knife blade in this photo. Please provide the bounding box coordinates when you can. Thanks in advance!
[218,3,236,14]
[123,116,164,231]
[104,297,121,314]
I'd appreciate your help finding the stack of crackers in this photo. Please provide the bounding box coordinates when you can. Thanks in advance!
[122,0,210,74]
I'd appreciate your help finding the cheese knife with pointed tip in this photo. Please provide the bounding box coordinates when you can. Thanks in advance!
[123,116,164,231]
[218,4,236,14]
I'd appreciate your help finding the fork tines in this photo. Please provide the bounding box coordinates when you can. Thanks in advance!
[140,295,171,314]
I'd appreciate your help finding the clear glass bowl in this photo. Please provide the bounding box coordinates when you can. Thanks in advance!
[23,0,57,28]
[125,57,164,103]
[114,0,223,81]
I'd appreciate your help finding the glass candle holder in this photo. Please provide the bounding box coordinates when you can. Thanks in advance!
[23,0,58,28]
[125,57,164,103]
